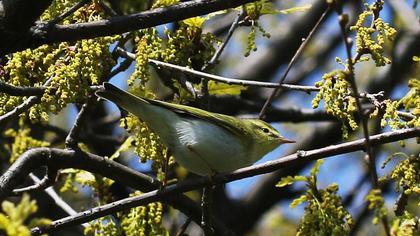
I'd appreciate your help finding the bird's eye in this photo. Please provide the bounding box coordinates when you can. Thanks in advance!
[262,128,270,133]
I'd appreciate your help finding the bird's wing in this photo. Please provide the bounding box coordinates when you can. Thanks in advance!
[143,98,246,137]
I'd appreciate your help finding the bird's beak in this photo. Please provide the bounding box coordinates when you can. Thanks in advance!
[278,137,295,144]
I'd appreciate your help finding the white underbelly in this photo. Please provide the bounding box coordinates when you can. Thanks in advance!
[172,118,250,175]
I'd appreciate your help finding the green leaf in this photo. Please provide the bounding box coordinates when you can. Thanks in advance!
[276,175,307,187]
[290,195,307,208]
[208,81,247,96]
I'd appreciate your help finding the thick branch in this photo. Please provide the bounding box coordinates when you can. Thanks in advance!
[0,148,157,200]
[0,0,259,55]
[0,148,230,235]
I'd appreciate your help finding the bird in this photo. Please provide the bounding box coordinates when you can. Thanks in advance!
[96,82,294,176]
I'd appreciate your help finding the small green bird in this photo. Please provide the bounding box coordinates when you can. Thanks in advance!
[96,82,294,176]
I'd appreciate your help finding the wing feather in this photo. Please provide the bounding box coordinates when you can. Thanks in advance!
[143,98,245,137]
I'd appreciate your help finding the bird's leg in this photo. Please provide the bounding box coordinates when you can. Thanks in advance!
[201,185,215,235]
[184,145,216,234]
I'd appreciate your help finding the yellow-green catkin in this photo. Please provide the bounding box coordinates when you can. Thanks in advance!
[1,0,117,123]
[0,194,51,236]
[243,0,272,57]
[277,160,353,236]
[381,79,420,129]
[365,189,387,225]
[120,192,168,236]
[390,212,419,236]
[152,0,180,8]
[312,70,357,138]
[312,0,397,138]
[4,127,50,163]
[381,153,419,196]
[84,215,122,236]
[350,0,396,66]
[161,17,216,69]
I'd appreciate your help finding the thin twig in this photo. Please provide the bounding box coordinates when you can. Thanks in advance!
[258,6,331,119]
[65,99,95,149]
[29,128,420,235]
[98,0,118,17]
[29,173,89,228]
[151,58,319,92]
[201,186,214,236]
[13,168,58,194]
[48,0,89,25]
[336,1,390,234]
[0,78,52,127]
[116,47,318,92]
[0,96,40,127]
[203,8,243,107]
[108,57,132,79]
[205,9,245,70]
[393,185,408,216]
[338,6,378,191]
[0,82,101,97]
[359,92,416,121]
[0,81,46,96]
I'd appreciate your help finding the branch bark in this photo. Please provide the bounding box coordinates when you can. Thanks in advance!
[1,0,258,55]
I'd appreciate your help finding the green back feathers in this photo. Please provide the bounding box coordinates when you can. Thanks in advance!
[97,83,249,137]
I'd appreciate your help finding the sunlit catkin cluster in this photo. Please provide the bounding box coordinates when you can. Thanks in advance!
[85,196,167,236]
[350,1,396,67]
[122,114,168,171]
[151,0,179,9]
[296,183,353,236]
[1,0,116,123]
[277,160,353,236]
[312,1,397,138]
[4,127,50,163]
[120,193,166,236]
[161,17,216,69]
[0,194,51,236]
[381,153,420,197]
[84,215,122,236]
[390,212,419,236]
[312,70,357,138]
[365,189,387,225]
[381,79,420,129]
[243,0,272,57]
[127,28,163,87]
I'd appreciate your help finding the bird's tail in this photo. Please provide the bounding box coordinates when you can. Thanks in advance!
[95,82,149,116]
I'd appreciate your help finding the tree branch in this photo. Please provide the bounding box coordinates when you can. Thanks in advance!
[0,148,231,235]
[0,81,46,96]
[116,47,319,92]
[258,5,330,118]
[0,0,260,55]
